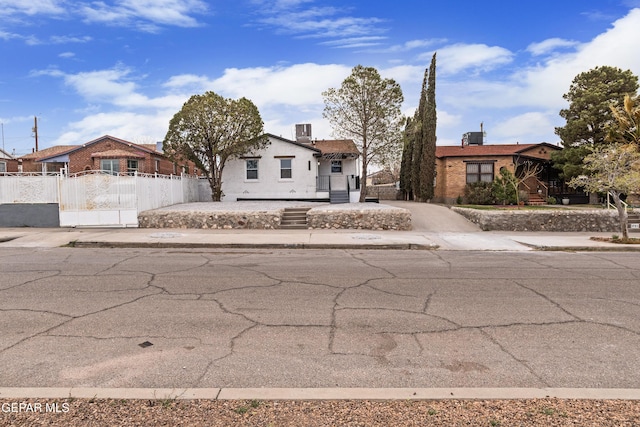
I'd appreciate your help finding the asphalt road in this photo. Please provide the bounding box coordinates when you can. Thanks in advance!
[0,247,639,389]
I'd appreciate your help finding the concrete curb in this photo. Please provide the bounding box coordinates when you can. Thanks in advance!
[1,388,640,400]
[67,241,439,250]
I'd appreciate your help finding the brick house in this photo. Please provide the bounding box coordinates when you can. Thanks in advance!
[0,148,19,173]
[434,142,561,204]
[18,135,199,176]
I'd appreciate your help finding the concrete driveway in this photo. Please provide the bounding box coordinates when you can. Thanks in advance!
[383,201,480,232]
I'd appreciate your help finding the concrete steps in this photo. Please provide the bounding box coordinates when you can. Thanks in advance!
[330,190,349,204]
[527,193,547,206]
[279,207,311,229]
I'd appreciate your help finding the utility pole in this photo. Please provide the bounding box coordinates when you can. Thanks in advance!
[32,116,39,152]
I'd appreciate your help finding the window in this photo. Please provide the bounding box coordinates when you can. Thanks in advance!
[466,162,494,183]
[127,159,139,175]
[331,160,342,173]
[246,159,259,180]
[0,162,6,173]
[100,159,120,175]
[155,159,160,172]
[280,159,292,179]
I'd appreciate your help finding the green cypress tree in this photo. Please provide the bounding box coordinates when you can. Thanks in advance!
[419,52,437,201]
[399,117,414,200]
[411,68,428,200]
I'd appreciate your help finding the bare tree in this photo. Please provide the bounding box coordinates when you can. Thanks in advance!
[323,66,404,202]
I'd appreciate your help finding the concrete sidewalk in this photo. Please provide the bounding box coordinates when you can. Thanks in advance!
[0,227,637,251]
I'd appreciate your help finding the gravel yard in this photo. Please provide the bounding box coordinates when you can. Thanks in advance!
[3,399,639,426]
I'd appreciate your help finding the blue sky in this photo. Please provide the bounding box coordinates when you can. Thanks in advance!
[2,0,640,157]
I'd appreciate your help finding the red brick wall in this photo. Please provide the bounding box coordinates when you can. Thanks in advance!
[435,156,515,204]
[2,159,20,173]
[18,137,200,176]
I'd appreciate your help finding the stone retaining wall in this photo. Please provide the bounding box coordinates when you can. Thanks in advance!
[366,185,401,200]
[307,206,411,230]
[139,204,412,230]
[138,210,282,229]
[451,207,619,232]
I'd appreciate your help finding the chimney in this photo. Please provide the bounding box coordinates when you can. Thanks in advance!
[156,141,163,153]
[295,124,312,144]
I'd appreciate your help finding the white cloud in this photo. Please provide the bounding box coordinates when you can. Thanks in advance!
[52,111,174,146]
[253,0,386,42]
[36,65,189,112]
[163,74,213,90]
[526,38,581,56]
[78,0,209,32]
[424,43,514,75]
[319,36,387,49]
[25,34,93,46]
[59,52,75,58]
[364,38,447,54]
[0,30,21,41]
[0,0,64,17]
[491,112,557,143]
[211,63,352,107]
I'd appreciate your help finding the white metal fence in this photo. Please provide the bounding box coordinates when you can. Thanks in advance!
[0,174,59,204]
[0,171,202,227]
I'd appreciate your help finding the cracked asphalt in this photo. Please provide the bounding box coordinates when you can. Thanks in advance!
[0,247,639,389]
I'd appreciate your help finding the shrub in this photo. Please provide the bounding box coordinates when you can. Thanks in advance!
[519,190,529,204]
[492,168,517,204]
[464,182,495,205]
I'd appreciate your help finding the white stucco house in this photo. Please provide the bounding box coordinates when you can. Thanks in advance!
[221,129,361,203]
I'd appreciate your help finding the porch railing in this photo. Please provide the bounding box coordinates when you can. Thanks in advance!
[317,175,330,191]
[522,178,548,201]
[316,175,360,192]
[607,192,629,213]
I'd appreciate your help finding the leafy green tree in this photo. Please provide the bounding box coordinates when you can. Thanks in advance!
[164,91,266,201]
[569,144,640,239]
[323,65,404,202]
[553,66,638,181]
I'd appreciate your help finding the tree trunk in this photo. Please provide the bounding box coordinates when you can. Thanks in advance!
[209,179,222,202]
[209,165,223,202]
[359,164,367,203]
[359,145,368,203]
[612,191,628,239]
